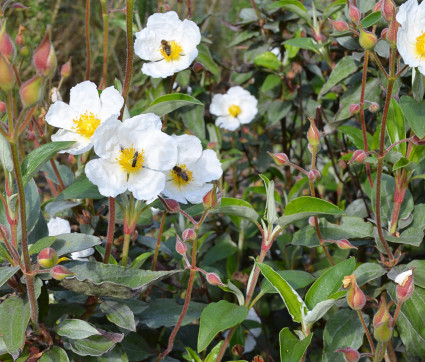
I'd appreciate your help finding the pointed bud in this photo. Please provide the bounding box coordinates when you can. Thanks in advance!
[0,54,15,92]
[308,216,316,226]
[328,19,349,32]
[203,186,221,210]
[349,103,360,115]
[50,265,74,280]
[348,1,361,24]
[0,224,9,241]
[395,268,415,302]
[0,102,5,112]
[307,118,321,151]
[335,239,358,250]
[381,0,396,22]
[381,28,388,39]
[373,0,384,12]
[19,75,43,108]
[61,59,71,79]
[192,62,205,73]
[359,28,378,50]
[15,25,26,47]
[0,24,15,60]
[38,247,58,268]
[206,272,225,286]
[308,169,321,182]
[348,150,367,164]
[335,347,360,362]
[268,151,289,165]
[182,228,196,242]
[386,18,399,49]
[373,295,393,342]
[160,198,180,213]
[343,274,366,310]
[33,29,57,77]
[368,102,379,113]
[175,236,187,255]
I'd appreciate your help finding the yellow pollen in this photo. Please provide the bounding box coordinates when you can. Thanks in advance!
[416,32,425,59]
[116,145,144,174]
[228,104,241,118]
[72,111,101,139]
[170,164,193,190]
[159,40,183,62]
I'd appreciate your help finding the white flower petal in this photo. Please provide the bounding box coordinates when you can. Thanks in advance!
[184,184,213,204]
[92,116,122,160]
[174,134,203,165]
[216,116,240,131]
[209,94,227,116]
[395,269,413,285]
[85,159,127,198]
[138,131,178,171]
[71,248,95,260]
[128,168,165,201]
[51,129,93,155]
[99,86,124,121]
[191,149,223,184]
[69,81,101,115]
[45,101,78,131]
[122,113,162,132]
[48,217,71,236]
[162,180,190,204]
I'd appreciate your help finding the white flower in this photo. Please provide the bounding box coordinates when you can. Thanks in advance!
[395,269,413,286]
[71,248,95,261]
[134,11,201,78]
[396,0,425,75]
[47,217,71,236]
[161,135,222,204]
[45,81,124,155]
[85,113,178,201]
[210,86,258,131]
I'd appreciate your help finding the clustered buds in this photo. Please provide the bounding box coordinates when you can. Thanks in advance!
[348,150,367,164]
[33,29,57,77]
[38,247,58,268]
[308,169,321,182]
[395,268,415,302]
[206,272,225,286]
[335,347,360,362]
[268,151,289,165]
[50,265,74,280]
[182,228,196,242]
[343,274,366,310]
[373,295,393,342]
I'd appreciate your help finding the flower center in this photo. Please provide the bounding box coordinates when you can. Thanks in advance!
[228,104,241,118]
[117,145,144,174]
[416,32,425,58]
[170,164,193,190]
[72,111,101,139]
[159,40,183,62]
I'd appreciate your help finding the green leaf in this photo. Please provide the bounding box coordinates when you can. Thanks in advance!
[304,297,343,325]
[28,236,56,255]
[39,347,69,362]
[258,263,307,323]
[319,57,358,98]
[205,341,224,362]
[338,125,372,149]
[254,52,281,70]
[180,103,206,139]
[260,174,278,224]
[305,257,356,310]
[143,93,203,117]
[400,95,425,138]
[261,270,316,293]
[197,300,248,352]
[201,234,237,266]
[60,261,182,299]
[354,262,386,286]
[283,38,319,53]
[0,132,13,172]
[59,174,103,200]
[271,0,312,25]
[408,259,425,288]
[220,280,245,306]
[184,347,202,362]
[0,296,31,359]
[279,328,313,362]
[212,197,259,222]
[387,99,406,155]
[196,44,220,81]
[361,11,382,28]
[54,319,101,340]
[68,335,118,357]
[130,252,153,269]
[21,141,75,186]
[278,196,344,227]
[0,266,19,288]
[100,300,136,331]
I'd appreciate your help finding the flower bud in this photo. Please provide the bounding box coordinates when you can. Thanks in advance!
[0,224,9,241]
[175,236,187,255]
[308,169,321,182]
[19,46,30,57]
[381,28,388,39]
[268,151,289,165]
[0,101,5,112]
[373,295,393,342]
[192,62,205,73]
[308,216,316,226]
[349,103,360,115]
[328,19,349,32]
[50,265,74,280]
[381,0,396,22]
[160,198,180,213]
[19,75,43,108]
[335,239,358,250]
[182,228,196,242]
[33,29,57,77]
[61,59,71,79]
[307,119,321,151]
[38,247,58,268]
[15,25,26,47]
[359,28,378,50]
[0,24,15,60]
[343,274,366,310]
[348,150,367,164]
[386,18,399,49]
[348,1,361,24]
[335,348,360,362]
[203,186,221,210]
[395,269,414,302]
[368,101,379,113]
[0,54,15,92]
[206,272,225,286]
[373,0,383,12]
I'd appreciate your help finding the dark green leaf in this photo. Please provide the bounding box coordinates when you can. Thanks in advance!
[354,262,386,286]
[212,197,259,222]
[39,346,69,362]
[319,57,358,98]
[279,328,313,362]
[361,11,382,27]
[54,319,100,340]
[271,0,312,24]
[59,174,103,200]
[0,266,19,288]
[100,300,136,331]
[338,125,372,149]
[68,335,119,357]
[205,341,223,362]
[143,93,203,117]
[387,99,406,155]
[197,44,220,81]
[400,95,425,138]
[0,133,13,172]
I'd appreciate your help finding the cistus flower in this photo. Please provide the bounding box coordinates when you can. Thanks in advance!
[396,0,425,75]
[47,217,71,236]
[85,114,178,201]
[45,81,124,155]
[395,268,415,302]
[134,11,201,78]
[210,86,258,131]
[38,247,58,268]
[335,347,360,362]
[342,274,366,310]
[161,134,222,204]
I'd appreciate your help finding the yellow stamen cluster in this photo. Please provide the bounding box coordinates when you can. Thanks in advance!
[228,104,241,118]
[72,111,101,139]
[171,164,193,190]
[159,40,183,62]
[117,145,144,174]
[416,32,425,59]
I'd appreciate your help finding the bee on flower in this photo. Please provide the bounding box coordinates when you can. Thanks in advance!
[210,86,258,131]
[134,11,201,78]
[45,81,124,155]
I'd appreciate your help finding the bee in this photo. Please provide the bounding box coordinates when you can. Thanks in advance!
[161,40,172,56]
[132,151,139,168]
[173,165,189,182]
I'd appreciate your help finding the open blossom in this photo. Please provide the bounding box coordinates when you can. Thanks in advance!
[396,0,425,75]
[210,86,258,131]
[45,81,124,155]
[162,134,222,204]
[134,11,201,78]
[85,114,177,201]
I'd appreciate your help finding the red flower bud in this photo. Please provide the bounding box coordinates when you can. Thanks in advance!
[395,269,415,302]
[50,265,74,280]
[0,24,15,60]
[160,197,180,213]
[15,25,26,47]
[307,119,321,150]
[206,272,225,286]
[349,103,361,115]
[381,28,388,39]
[335,239,358,250]
[192,62,205,73]
[19,75,43,108]
[61,59,72,79]
[38,247,58,268]
[359,28,378,50]
[368,102,379,113]
[182,228,196,242]
[348,1,361,24]
[33,29,57,77]
[175,236,187,255]
[343,274,366,310]
[386,18,399,49]
[373,295,393,342]
[308,169,321,182]
[0,54,15,92]
[203,186,221,210]
[373,0,384,12]
[348,150,367,164]
[308,216,316,226]
[268,151,289,165]
[328,19,349,32]
[381,0,396,22]
[335,347,360,362]
[0,101,5,112]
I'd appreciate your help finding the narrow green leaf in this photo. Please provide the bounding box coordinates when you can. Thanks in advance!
[220,280,245,306]
[143,93,203,117]
[0,132,13,172]
[283,38,319,53]
[261,270,316,293]
[28,236,56,255]
[279,328,313,362]
[130,252,153,269]
[55,319,101,340]
[205,341,224,362]
[68,335,118,357]
[338,125,373,149]
[361,11,382,28]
